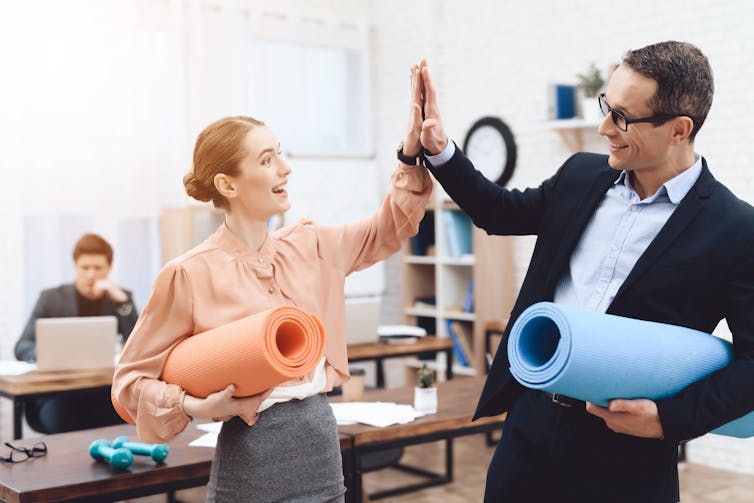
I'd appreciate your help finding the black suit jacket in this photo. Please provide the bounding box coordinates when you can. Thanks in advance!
[15,283,139,362]
[427,147,754,443]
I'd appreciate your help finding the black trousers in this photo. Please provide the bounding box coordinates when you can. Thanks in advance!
[485,389,679,503]
[25,387,124,434]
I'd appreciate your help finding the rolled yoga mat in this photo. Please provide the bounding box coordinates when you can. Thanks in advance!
[507,301,754,438]
[113,306,326,425]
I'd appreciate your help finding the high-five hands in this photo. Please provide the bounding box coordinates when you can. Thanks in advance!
[586,398,665,439]
[403,61,425,157]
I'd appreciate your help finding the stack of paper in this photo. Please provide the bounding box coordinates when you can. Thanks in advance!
[329,402,426,427]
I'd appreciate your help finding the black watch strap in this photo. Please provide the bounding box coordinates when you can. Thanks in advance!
[397,142,423,166]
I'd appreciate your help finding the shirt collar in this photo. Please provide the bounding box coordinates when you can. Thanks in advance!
[613,154,703,204]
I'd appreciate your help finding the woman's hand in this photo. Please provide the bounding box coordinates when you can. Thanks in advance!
[182,384,267,423]
[403,60,426,157]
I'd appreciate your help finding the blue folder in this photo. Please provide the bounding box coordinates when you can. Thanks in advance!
[507,302,754,438]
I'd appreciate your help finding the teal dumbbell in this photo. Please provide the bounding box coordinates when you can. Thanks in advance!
[112,435,169,463]
[89,439,133,469]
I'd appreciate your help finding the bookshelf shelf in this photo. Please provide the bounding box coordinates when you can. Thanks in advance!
[402,180,515,373]
[545,119,602,152]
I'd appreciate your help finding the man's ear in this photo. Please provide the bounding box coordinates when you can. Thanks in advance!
[214,173,237,199]
[670,116,694,145]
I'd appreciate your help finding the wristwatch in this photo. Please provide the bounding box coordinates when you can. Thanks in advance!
[397,142,423,166]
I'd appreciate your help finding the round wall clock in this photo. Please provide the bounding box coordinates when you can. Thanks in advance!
[463,116,517,187]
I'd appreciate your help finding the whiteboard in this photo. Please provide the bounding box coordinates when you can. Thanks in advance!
[283,156,384,297]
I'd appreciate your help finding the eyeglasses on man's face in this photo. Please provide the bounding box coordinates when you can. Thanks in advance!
[1,442,47,463]
[598,93,692,132]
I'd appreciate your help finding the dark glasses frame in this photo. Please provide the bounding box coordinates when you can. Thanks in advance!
[1,441,47,463]
[598,93,693,132]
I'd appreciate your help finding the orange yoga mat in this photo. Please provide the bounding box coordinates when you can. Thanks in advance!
[113,306,326,425]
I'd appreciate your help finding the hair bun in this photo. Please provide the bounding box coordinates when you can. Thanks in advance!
[183,172,213,202]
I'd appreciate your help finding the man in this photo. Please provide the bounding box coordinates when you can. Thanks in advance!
[418,42,754,502]
[15,233,139,433]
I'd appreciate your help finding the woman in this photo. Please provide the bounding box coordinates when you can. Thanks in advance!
[112,62,430,502]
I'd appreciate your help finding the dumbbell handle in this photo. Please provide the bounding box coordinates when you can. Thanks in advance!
[89,439,133,469]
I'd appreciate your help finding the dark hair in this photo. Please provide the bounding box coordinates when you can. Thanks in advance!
[72,233,114,264]
[184,116,265,209]
[622,41,713,140]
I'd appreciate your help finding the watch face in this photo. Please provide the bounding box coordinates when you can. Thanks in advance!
[466,125,508,182]
[463,117,517,187]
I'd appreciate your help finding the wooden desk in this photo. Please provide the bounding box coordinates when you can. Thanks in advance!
[336,377,505,502]
[0,423,354,503]
[0,368,115,440]
[0,423,211,503]
[347,336,454,388]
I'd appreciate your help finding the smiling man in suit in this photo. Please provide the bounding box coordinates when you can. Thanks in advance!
[417,41,754,502]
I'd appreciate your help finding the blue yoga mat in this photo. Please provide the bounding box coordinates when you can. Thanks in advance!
[507,301,754,438]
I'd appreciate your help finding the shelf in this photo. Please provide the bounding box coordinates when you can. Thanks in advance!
[545,119,601,152]
[405,307,438,318]
[404,255,438,265]
[439,256,474,266]
[442,311,476,321]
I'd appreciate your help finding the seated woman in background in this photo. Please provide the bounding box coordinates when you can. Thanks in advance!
[15,232,138,434]
[112,62,430,502]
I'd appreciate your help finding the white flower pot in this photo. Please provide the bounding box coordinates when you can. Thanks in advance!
[414,387,438,414]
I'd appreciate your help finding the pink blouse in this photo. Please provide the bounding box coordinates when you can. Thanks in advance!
[112,163,432,443]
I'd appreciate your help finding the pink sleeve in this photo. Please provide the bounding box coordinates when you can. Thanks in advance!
[112,262,195,443]
[316,163,432,274]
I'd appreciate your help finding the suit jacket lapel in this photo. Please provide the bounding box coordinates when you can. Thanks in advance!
[611,161,715,306]
[61,284,79,317]
[544,168,621,294]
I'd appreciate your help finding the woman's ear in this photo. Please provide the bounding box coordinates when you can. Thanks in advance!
[214,173,237,199]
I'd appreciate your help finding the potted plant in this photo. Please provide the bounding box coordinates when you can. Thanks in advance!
[413,363,438,413]
[576,63,605,122]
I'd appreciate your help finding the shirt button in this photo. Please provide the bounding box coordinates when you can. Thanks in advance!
[631,205,638,212]
[596,288,603,294]
[610,244,618,252]
[268,288,274,294]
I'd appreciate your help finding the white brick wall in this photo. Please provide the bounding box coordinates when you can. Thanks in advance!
[370,0,754,472]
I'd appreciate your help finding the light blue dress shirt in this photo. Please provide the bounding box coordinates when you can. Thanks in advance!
[427,140,703,314]
[554,156,702,313]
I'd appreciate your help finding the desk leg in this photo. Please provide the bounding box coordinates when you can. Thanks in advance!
[376,358,385,389]
[13,398,23,440]
[352,450,363,503]
[445,349,453,381]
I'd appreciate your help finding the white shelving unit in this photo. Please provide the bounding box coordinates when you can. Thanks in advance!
[402,182,515,376]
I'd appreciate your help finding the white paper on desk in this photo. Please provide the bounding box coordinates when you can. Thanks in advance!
[329,402,426,428]
[0,360,37,375]
[189,432,218,448]
[197,422,223,434]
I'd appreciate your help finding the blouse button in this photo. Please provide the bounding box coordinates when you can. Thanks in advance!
[268,288,274,294]
[258,258,264,264]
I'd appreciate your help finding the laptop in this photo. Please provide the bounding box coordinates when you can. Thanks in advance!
[344,297,381,345]
[35,316,118,371]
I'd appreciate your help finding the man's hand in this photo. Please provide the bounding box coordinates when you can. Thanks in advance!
[92,278,128,303]
[586,398,664,439]
[420,63,448,155]
[402,60,425,157]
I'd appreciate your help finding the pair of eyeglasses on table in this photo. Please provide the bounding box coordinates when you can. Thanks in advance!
[0,441,47,463]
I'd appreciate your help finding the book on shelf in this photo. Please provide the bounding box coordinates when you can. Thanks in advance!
[409,213,435,256]
[463,278,474,313]
[446,320,469,367]
[443,211,472,258]
[547,83,576,120]
[413,296,436,310]
[449,321,474,365]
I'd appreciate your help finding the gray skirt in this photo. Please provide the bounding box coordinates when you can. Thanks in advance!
[206,393,346,503]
